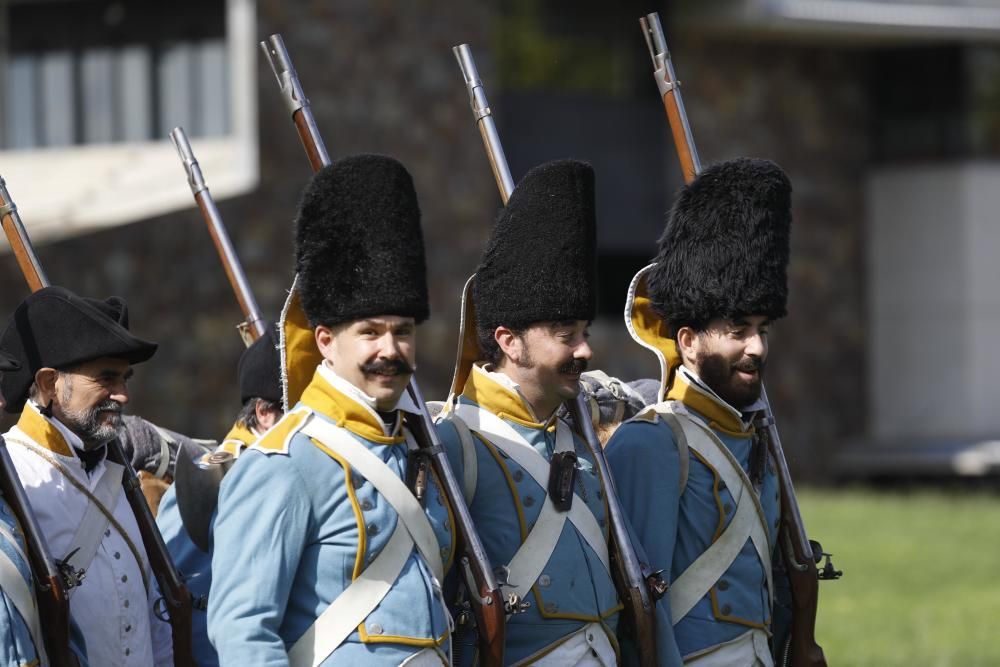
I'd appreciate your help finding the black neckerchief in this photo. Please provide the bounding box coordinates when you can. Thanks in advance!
[73,444,107,474]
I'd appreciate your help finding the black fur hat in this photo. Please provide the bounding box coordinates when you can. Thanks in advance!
[647,158,792,326]
[295,154,429,327]
[473,160,597,334]
[1,286,158,413]
[237,323,281,404]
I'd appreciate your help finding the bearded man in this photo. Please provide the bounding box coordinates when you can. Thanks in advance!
[605,158,792,666]
[0,286,172,667]
[209,155,455,666]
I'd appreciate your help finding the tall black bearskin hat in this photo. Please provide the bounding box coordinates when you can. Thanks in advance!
[1,286,158,413]
[473,160,597,337]
[295,154,429,327]
[647,157,792,327]
[237,323,282,404]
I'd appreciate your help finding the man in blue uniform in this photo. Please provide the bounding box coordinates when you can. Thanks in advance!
[605,158,792,665]
[209,155,455,666]
[436,161,623,665]
[157,325,284,666]
[0,347,47,666]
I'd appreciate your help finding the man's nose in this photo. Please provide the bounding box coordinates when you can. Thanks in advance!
[377,332,402,358]
[574,339,593,361]
[745,333,766,358]
[110,383,130,405]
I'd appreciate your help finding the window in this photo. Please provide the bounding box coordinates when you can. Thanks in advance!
[0,0,257,242]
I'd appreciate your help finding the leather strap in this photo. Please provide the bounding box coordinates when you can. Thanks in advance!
[450,405,610,578]
[288,414,446,667]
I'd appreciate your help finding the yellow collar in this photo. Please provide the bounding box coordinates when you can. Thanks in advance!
[461,364,551,429]
[15,402,76,457]
[666,371,751,437]
[221,422,257,448]
[300,368,406,444]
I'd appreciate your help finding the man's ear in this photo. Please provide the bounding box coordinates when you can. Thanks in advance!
[34,367,59,401]
[495,326,521,365]
[254,399,282,432]
[675,326,700,366]
[315,325,335,359]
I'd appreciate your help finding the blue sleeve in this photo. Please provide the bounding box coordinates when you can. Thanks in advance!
[605,420,684,667]
[208,449,312,667]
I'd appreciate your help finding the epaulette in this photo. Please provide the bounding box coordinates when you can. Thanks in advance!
[250,407,312,456]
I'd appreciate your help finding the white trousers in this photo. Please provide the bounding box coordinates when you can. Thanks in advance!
[531,622,617,666]
[685,629,773,667]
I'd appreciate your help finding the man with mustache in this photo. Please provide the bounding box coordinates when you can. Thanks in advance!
[605,158,792,666]
[436,161,623,665]
[209,155,455,666]
[0,286,172,666]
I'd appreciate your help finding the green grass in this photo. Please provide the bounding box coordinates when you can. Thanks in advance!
[799,489,1000,667]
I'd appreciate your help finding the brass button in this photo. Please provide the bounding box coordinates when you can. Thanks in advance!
[361,500,373,511]
[125,624,131,632]
[123,600,130,609]
[353,475,366,489]
[121,575,127,583]
[369,622,383,635]
[524,496,535,507]
[718,579,730,591]
[721,604,732,615]
[538,574,551,587]
[544,602,558,613]
[367,523,379,536]
[114,552,121,560]
[513,470,524,482]
[125,648,130,656]
[723,503,733,514]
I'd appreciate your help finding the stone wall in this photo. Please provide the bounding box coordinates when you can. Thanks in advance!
[0,4,871,479]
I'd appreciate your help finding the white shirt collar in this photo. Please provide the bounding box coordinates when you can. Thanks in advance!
[317,361,422,435]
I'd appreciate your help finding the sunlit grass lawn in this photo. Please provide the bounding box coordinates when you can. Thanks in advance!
[799,488,1000,667]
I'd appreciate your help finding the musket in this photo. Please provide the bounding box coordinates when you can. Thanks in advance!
[260,34,331,172]
[261,35,507,666]
[640,12,840,666]
[0,177,195,667]
[453,43,663,666]
[170,127,266,346]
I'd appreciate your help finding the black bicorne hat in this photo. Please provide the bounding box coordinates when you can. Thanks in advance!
[0,286,158,413]
[295,154,429,327]
[473,159,597,335]
[647,157,792,326]
[237,323,282,404]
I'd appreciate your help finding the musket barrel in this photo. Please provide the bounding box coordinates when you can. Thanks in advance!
[452,45,516,203]
[260,34,331,171]
[640,12,701,182]
[169,127,267,342]
[0,177,49,291]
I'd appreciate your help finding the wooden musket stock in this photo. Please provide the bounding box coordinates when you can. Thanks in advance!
[453,42,661,666]
[640,12,832,666]
[263,34,507,665]
[0,178,195,666]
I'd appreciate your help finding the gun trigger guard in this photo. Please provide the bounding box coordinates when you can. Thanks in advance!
[0,202,15,217]
[153,596,172,622]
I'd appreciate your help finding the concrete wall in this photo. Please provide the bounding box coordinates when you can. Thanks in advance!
[869,162,1000,440]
